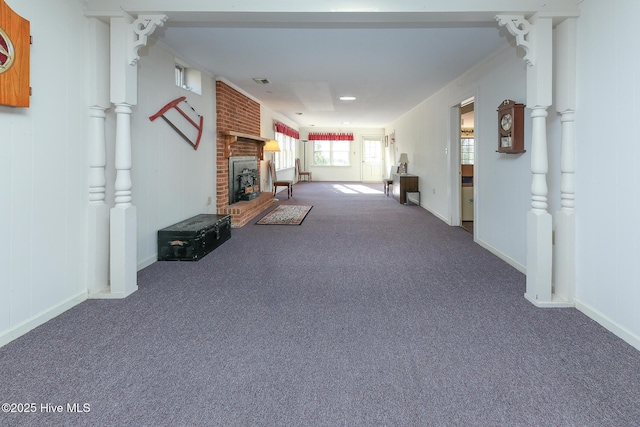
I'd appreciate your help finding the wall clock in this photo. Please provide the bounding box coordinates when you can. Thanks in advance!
[497,99,525,154]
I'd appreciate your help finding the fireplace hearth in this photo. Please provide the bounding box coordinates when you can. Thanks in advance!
[229,156,260,204]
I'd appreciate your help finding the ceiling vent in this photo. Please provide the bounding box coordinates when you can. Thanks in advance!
[253,77,271,85]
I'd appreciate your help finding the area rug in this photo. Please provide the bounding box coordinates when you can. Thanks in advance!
[256,205,313,225]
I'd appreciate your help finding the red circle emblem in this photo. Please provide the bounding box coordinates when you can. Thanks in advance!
[0,27,15,74]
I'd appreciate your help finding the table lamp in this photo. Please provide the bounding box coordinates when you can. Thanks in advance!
[398,153,409,174]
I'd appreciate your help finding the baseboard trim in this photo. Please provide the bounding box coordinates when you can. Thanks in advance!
[575,299,640,352]
[138,255,156,271]
[423,205,525,274]
[0,291,87,348]
[475,237,526,274]
[425,206,449,224]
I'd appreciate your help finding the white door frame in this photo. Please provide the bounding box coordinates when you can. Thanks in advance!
[449,105,462,227]
[449,92,477,228]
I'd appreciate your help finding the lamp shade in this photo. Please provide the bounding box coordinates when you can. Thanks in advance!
[398,153,409,163]
[264,139,281,152]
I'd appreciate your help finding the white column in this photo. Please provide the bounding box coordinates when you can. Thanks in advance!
[497,14,571,307]
[553,18,578,304]
[113,104,133,207]
[107,13,138,299]
[526,106,553,303]
[104,13,166,298]
[110,103,137,297]
[554,110,576,302]
[87,106,110,295]
[89,107,107,205]
[87,18,111,297]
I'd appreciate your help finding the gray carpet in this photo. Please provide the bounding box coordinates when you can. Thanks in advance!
[1,182,639,426]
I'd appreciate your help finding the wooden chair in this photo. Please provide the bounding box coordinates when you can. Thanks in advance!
[296,158,312,182]
[268,161,292,199]
[383,166,398,196]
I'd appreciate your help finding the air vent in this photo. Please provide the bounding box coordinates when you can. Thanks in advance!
[252,77,271,85]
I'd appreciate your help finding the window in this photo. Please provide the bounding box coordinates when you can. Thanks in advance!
[175,59,202,95]
[313,140,350,166]
[461,138,474,165]
[363,139,382,163]
[272,122,300,170]
[460,98,474,165]
[274,132,295,170]
[175,64,185,87]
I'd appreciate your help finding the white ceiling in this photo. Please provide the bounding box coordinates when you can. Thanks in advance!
[157,23,506,128]
[84,1,580,129]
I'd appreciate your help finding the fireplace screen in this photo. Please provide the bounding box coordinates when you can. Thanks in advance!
[228,156,260,204]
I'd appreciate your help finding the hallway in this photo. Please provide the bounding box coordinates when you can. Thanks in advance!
[1,182,638,426]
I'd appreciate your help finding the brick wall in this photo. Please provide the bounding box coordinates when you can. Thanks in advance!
[216,81,273,226]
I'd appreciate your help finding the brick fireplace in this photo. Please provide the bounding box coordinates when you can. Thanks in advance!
[216,81,274,227]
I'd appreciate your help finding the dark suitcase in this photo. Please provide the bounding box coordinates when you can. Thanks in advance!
[157,214,231,261]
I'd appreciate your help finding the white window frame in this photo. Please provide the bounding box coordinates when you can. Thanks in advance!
[175,64,185,87]
[175,58,202,95]
[461,138,474,165]
[312,140,351,166]
[274,132,295,171]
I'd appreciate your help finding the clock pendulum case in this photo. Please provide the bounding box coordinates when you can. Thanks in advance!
[497,99,525,154]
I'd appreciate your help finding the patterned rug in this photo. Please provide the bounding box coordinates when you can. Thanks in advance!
[256,205,313,225]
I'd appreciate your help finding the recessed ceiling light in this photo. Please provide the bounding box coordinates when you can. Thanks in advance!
[339,96,356,101]
[342,121,351,125]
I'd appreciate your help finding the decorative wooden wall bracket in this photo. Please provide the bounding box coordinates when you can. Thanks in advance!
[130,14,168,66]
[222,131,270,159]
[495,15,534,66]
[150,96,204,150]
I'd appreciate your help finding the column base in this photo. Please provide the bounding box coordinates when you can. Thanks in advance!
[109,205,138,298]
[524,292,574,308]
[89,286,138,300]
[526,209,552,301]
[87,204,110,295]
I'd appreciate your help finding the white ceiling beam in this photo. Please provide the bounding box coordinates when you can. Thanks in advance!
[85,0,580,24]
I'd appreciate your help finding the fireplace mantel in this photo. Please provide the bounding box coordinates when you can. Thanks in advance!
[222,131,270,159]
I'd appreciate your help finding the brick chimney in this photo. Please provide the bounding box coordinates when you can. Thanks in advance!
[215,81,274,226]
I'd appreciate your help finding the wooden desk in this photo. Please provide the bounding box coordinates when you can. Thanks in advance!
[392,173,418,204]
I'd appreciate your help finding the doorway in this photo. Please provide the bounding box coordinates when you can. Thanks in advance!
[460,98,475,234]
[362,136,383,182]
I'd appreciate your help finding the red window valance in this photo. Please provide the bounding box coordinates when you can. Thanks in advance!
[308,132,354,141]
[274,121,300,139]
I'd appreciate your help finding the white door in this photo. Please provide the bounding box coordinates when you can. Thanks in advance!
[362,137,383,182]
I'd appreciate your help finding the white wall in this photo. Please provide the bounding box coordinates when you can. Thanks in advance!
[574,0,640,348]
[0,1,218,346]
[299,127,385,182]
[0,0,89,346]
[128,41,216,269]
[388,46,549,271]
[388,3,640,350]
